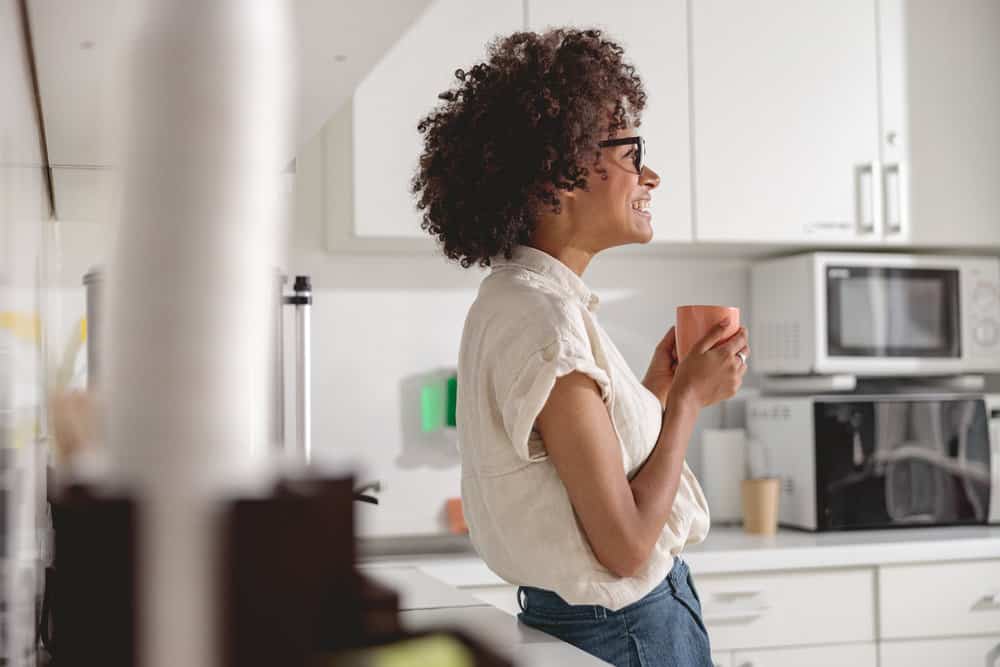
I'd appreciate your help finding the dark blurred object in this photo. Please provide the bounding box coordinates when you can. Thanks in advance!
[44,476,510,667]
[49,486,138,666]
[222,476,511,667]
[222,476,365,665]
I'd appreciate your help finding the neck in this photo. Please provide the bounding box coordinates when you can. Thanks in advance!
[528,239,594,276]
[529,221,596,276]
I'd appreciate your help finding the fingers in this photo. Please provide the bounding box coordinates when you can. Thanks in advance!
[695,318,736,354]
[717,327,749,356]
[663,326,678,366]
[664,326,676,349]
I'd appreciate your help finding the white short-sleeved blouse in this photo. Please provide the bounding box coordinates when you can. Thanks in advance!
[456,245,710,611]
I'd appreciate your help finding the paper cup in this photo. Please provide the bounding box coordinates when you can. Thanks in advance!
[675,305,740,361]
[741,477,780,535]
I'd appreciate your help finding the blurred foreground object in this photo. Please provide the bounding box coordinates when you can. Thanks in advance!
[101,1,293,665]
[48,476,512,667]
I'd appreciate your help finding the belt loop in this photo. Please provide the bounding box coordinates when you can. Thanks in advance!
[594,605,607,620]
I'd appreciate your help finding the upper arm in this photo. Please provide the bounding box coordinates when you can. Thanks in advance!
[534,371,645,577]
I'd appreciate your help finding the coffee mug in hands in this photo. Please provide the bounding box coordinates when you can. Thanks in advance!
[675,305,741,361]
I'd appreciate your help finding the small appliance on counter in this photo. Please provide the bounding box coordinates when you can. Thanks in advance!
[748,251,1000,532]
[751,252,1000,377]
[747,391,1000,531]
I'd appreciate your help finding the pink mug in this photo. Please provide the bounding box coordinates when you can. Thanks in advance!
[675,305,740,361]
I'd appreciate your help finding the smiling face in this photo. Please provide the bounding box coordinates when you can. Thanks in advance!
[561,127,662,252]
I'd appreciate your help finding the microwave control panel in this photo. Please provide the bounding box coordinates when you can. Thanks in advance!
[966,260,1000,353]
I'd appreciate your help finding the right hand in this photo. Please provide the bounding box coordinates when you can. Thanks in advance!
[671,321,749,409]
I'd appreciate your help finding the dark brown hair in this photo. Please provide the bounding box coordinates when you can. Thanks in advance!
[412,28,646,268]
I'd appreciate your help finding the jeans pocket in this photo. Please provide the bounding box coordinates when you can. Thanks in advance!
[687,571,703,607]
[671,587,709,639]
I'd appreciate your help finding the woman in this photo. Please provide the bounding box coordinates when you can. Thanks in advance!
[413,28,749,666]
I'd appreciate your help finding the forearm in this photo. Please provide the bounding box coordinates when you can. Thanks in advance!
[626,392,700,555]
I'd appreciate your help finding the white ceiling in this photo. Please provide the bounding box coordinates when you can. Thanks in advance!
[25,0,434,168]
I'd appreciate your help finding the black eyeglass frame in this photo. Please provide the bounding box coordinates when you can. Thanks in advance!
[597,136,645,174]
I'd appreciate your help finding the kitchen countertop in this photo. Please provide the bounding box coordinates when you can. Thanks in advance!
[361,566,609,666]
[361,525,1000,585]
[358,526,1000,665]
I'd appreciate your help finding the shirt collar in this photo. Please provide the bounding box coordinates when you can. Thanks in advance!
[493,245,600,312]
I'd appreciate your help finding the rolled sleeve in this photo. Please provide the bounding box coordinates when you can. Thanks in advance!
[498,336,611,463]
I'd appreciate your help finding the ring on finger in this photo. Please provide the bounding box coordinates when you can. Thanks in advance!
[736,351,747,367]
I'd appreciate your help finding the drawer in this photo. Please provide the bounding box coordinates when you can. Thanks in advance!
[712,651,733,667]
[695,567,875,650]
[731,642,877,667]
[879,559,1000,639]
[879,635,1000,667]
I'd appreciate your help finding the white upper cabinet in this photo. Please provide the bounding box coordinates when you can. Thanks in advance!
[691,0,884,244]
[902,0,1000,248]
[528,0,694,242]
[347,0,523,241]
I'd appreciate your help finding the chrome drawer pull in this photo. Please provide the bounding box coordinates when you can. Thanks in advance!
[973,592,1000,611]
[703,605,771,624]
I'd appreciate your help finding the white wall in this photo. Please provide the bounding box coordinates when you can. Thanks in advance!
[289,122,754,537]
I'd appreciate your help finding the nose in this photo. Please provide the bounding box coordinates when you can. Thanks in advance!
[640,164,660,189]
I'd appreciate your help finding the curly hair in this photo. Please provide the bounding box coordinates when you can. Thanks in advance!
[411,28,646,268]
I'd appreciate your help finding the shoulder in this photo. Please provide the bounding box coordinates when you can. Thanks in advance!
[469,267,590,354]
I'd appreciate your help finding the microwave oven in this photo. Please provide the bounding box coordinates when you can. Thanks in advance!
[751,252,1000,376]
[747,393,1000,531]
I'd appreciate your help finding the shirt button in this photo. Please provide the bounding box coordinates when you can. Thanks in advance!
[541,343,558,362]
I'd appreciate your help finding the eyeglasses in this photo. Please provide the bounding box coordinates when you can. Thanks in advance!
[597,136,645,175]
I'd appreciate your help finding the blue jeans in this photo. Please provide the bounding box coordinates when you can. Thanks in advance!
[517,558,713,667]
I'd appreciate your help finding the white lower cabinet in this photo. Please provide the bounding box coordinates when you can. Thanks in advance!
[712,651,733,667]
[879,635,1000,667]
[879,559,1000,639]
[697,567,875,650]
[730,642,877,667]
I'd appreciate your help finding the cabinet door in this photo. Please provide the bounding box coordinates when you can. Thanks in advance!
[902,0,1000,248]
[528,0,694,242]
[880,635,1000,667]
[712,651,733,667]
[879,559,1000,640]
[698,567,875,651]
[350,0,523,239]
[732,642,877,667]
[691,0,883,244]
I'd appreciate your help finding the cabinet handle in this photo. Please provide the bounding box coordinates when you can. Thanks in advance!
[882,162,905,236]
[974,591,1000,611]
[702,605,771,624]
[987,640,1000,667]
[855,162,878,234]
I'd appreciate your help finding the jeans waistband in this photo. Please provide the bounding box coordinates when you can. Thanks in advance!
[517,556,687,618]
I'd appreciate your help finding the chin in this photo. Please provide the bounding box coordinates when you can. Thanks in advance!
[633,220,655,244]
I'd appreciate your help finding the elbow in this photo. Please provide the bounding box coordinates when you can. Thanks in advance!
[600,537,653,579]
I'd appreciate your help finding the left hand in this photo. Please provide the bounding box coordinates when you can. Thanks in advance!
[642,326,679,411]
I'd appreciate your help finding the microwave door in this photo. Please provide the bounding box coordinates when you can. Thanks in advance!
[817,399,991,530]
[826,266,961,359]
